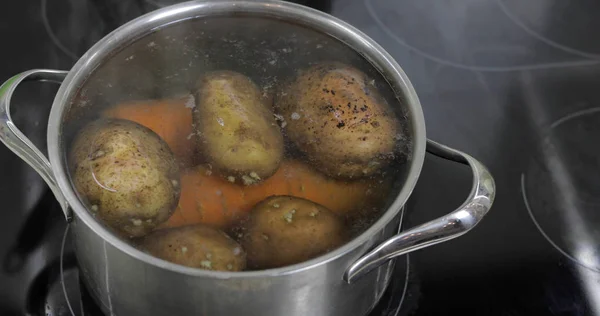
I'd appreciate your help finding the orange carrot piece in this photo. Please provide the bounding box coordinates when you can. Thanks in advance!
[102,97,195,166]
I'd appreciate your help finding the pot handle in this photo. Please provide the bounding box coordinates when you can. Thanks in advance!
[0,69,72,221]
[344,139,495,283]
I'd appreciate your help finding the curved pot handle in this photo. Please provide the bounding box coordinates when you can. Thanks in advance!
[0,69,72,221]
[344,139,495,283]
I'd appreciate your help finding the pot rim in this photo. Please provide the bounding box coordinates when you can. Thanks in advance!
[47,0,426,278]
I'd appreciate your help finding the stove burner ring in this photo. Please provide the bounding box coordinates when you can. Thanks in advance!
[41,0,78,60]
[522,106,600,273]
[61,225,77,316]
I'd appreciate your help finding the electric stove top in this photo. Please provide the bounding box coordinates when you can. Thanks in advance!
[2,0,600,315]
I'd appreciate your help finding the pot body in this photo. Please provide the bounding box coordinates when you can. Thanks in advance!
[58,3,417,314]
[47,4,427,315]
[72,211,401,316]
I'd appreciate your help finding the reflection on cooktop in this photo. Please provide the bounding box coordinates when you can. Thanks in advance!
[497,0,600,58]
[520,103,600,314]
[41,0,110,61]
[522,106,600,272]
[359,0,600,71]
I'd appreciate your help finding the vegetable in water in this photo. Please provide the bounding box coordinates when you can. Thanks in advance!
[70,119,180,237]
[158,160,385,230]
[238,196,347,269]
[138,224,246,271]
[193,70,284,184]
[102,97,195,166]
[275,62,401,179]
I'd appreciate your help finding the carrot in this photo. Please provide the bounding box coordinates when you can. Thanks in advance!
[159,165,255,230]
[102,97,195,166]
[255,160,381,217]
[159,160,386,230]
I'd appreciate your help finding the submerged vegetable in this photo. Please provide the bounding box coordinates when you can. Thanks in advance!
[102,97,195,166]
[161,165,251,230]
[193,70,284,184]
[70,119,180,237]
[69,60,403,272]
[158,160,384,230]
[275,62,401,179]
[256,160,387,218]
[139,224,246,271]
[239,196,347,269]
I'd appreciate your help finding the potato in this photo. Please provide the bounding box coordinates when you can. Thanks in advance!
[275,63,401,179]
[138,225,246,271]
[69,119,180,237]
[239,196,347,269]
[193,71,284,185]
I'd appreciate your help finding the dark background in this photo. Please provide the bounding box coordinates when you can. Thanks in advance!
[2,0,600,315]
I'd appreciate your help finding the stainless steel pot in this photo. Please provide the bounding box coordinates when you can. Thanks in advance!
[0,1,495,315]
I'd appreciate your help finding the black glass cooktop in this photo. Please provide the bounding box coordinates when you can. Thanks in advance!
[2,0,600,315]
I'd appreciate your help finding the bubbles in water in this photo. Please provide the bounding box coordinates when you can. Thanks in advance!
[62,15,413,272]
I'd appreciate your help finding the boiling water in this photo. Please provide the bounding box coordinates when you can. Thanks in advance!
[62,16,414,270]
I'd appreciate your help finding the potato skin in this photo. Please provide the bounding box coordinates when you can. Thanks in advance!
[239,196,347,269]
[275,63,400,179]
[69,119,180,237]
[138,225,246,271]
[193,71,284,184]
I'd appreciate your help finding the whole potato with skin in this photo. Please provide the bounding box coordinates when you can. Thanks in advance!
[138,225,246,271]
[239,196,347,269]
[275,63,401,179]
[69,119,180,237]
[193,71,284,185]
